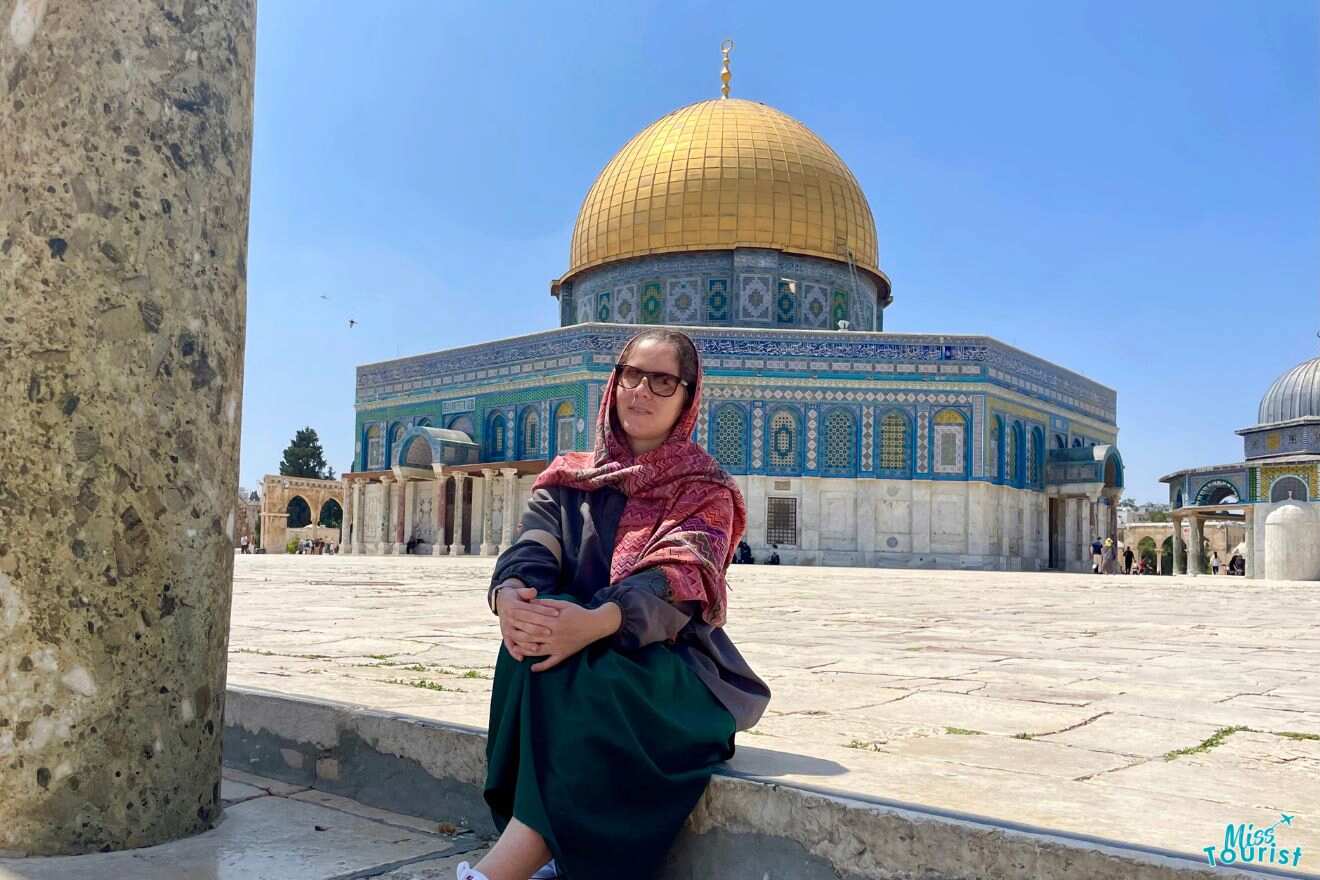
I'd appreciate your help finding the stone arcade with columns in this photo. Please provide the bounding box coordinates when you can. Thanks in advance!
[340,75,1124,571]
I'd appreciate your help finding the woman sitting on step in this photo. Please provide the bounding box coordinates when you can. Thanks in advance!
[458,328,771,880]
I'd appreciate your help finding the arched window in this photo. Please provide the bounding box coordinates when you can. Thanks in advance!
[713,405,747,471]
[878,410,910,474]
[387,423,405,467]
[415,417,433,428]
[823,409,856,474]
[521,409,540,459]
[488,413,507,459]
[767,409,800,473]
[1195,480,1239,505]
[1007,422,1024,486]
[1053,433,1067,449]
[365,424,384,470]
[990,416,1004,481]
[1028,427,1044,488]
[555,401,575,454]
[1270,476,1309,502]
[933,409,967,475]
[1072,437,1084,448]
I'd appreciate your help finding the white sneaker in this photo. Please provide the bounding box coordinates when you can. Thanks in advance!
[530,860,560,879]
[456,863,489,880]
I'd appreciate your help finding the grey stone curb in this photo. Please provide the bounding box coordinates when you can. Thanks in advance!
[223,686,1310,880]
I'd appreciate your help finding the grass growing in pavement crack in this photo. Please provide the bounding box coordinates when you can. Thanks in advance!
[233,649,333,660]
[1274,731,1320,742]
[845,739,885,751]
[388,678,463,693]
[945,727,985,735]
[1163,725,1248,761]
[1012,733,1034,740]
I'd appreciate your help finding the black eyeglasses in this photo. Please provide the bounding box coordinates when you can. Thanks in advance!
[613,364,689,398]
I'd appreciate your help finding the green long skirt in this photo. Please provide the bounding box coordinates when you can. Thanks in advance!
[484,611,736,880]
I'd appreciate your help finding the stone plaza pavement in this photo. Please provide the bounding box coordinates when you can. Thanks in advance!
[0,769,489,879]
[227,555,1320,865]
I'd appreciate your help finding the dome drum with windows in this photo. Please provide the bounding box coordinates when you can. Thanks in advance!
[552,93,892,331]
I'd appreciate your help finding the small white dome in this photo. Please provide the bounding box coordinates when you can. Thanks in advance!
[1265,501,1316,526]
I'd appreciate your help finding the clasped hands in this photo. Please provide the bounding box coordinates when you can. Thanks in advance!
[495,580,622,672]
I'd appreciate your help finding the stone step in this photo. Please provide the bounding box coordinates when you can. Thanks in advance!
[223,686,1298,880]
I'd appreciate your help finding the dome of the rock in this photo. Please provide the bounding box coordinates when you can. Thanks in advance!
[559,98,887,292]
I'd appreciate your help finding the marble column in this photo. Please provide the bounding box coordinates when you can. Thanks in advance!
[340,480,353,552]
[0,0,255,855]
[1243,509,1255,579]
[431,467,448,555]
[392,478,408,554]
[1062,497,1078,571]
[352,480,366,555]
[480,468,498,556]
[1187,517,1203,577]
[378,476,394,555]
[399,480,415,554]
[498,468,519,553]
[1172,516,1185,575]
[450,474,468,556]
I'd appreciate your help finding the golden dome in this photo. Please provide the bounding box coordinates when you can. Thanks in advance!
[559,98,885,290]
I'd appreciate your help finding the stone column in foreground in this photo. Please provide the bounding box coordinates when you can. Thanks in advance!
[0,0,255,856]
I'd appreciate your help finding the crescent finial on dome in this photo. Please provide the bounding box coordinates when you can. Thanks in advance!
[720,39,734,98]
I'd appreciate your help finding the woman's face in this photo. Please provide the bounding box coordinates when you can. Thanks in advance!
[615,339,689,454]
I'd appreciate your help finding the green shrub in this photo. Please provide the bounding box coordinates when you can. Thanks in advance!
[286,538,300,554]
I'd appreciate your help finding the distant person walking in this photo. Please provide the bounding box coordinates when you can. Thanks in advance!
[1122,545,1134,574]
[1210,551,1220,575]
[1091,538,1103,573]
[1102,538,1117,575]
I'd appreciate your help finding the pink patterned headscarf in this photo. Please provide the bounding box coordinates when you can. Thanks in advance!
[532,332,745,626]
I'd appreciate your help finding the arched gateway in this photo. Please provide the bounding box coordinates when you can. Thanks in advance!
[258,475,345,553]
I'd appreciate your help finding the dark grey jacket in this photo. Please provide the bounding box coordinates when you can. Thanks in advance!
[489,485,770,731]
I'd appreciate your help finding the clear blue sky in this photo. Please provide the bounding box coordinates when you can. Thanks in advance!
[241,1,1318,502]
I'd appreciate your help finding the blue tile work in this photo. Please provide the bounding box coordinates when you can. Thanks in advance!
[831,290,850,327]
[640,282,664,324]
[776,280,799,325]
[353,324,1119,483]
[706,279,730,322]
[556,249,880,331]
[1189,472,1247,505]
[1241,422,1320,460]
